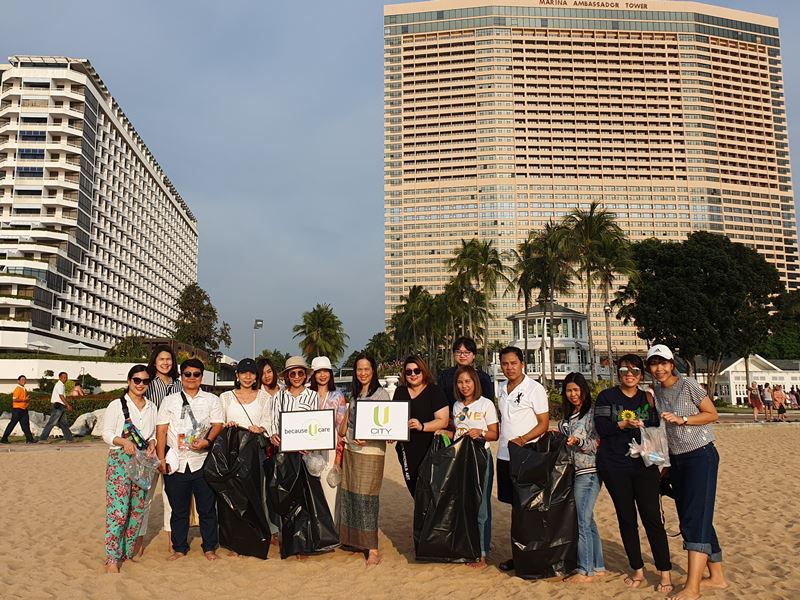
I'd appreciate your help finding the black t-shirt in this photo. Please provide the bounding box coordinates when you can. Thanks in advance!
[594,386,658,472]
[437,367,494,410]
[394,384,448,475]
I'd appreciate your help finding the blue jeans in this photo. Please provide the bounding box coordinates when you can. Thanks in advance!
[39,404,73,441]
[573,472,605,575]
[670,443,722,562]
[478,448,494,556]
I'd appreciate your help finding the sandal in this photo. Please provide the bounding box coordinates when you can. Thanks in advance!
[624,575,645,588]
[656,582,674,593]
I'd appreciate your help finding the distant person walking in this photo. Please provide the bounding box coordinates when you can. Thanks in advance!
[1,375,36,443]
[748,382,764,423]
[39,371,74,442]
[762,383,773,421]
[773,385,788,422]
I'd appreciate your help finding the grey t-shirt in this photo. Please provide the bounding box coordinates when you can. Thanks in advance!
[653,376,714,455]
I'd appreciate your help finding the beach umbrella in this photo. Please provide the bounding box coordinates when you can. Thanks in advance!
[67,342,91,356]
[27,340,52,355]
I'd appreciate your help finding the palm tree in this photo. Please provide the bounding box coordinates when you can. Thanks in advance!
[594,235,637,384]
[292,303,349,364]
[447,238,510,369]
[562,201,625,382]
[506,233,538,370]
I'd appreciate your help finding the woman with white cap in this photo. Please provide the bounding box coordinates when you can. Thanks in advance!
[309,356,347,518]
[647,344,727,600]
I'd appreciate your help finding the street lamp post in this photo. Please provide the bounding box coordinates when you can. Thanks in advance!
[603,303,615,385]
[252,319,263,358]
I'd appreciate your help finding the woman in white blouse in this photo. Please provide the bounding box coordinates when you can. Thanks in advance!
[101,364,157,573]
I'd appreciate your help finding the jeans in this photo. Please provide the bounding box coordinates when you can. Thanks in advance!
[2,408,35,442]
[670,443,722,562]
[39,404,73,441]
[573,472,605,575]
[163,464,218,554]
[477,448,494,556]
[600,465,672,572]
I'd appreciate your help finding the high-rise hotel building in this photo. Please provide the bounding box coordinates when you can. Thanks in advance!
[0,56,197,354]
[384,0,799,352]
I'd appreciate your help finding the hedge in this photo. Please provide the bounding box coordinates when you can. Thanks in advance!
[0,389,126,426]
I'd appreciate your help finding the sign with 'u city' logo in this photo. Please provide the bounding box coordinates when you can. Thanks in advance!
[356,401,410,441]
[279,409,335,452]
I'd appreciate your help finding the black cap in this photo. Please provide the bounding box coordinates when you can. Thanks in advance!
[236,358,258,374]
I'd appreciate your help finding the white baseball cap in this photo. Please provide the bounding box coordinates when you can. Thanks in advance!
[310,356,333,373]
[646,344,674,361]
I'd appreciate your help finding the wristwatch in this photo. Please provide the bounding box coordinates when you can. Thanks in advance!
[681,416,688,425]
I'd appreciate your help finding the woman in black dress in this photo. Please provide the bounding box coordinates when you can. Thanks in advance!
[394,355,449,496]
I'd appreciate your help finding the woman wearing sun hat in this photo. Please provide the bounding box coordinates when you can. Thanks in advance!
[268,356,319,443]
[646,344,727,599]
[309,356,347,518]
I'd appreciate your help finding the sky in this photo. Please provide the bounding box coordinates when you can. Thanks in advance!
[2,0,800,360]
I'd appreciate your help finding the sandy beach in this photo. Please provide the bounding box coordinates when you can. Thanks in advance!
[0,425,797,599]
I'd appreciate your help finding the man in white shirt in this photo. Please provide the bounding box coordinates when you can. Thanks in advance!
[156,358,223,561]
[495,346,549,572]
[39,371,74,442]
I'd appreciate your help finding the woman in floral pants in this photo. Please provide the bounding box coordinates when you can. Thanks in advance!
[101,365,158,573]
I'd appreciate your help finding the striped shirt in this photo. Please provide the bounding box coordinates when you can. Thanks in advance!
[145,376,183,410]
[653,376,714,455]
[270,387,320,437]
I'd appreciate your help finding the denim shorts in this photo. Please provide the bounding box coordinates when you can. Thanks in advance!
[670,442,722,561]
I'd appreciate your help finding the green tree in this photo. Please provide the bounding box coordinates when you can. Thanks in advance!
[105,335,148,360]
[594,235,637,384]
[292,303,349,364]
[754,290,800,360]
[562,201,626,382]
[447,238,510,369]
[624,232,782,395]
[173,283,232,353]
[258,348,291,374]
[364,331,397,364]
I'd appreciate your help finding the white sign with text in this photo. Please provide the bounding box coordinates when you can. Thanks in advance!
[279,409,336,452]
[354,401,410,441]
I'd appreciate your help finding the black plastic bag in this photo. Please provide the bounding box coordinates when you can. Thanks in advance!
[267,451,339,559]
[413,435,487,563]
[508,431,577,579]
[203,427,270,559]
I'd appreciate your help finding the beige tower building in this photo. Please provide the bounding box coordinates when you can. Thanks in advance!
[384,0,799,354]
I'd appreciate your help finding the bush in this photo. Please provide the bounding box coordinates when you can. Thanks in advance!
[548,386,564,421]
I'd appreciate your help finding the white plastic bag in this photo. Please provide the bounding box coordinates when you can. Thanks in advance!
[627,424,670,468]
[125,450,161,489]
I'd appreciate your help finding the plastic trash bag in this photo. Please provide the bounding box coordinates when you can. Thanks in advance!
[124,450,160,490]
[266,451,339,559]
[626,424,670,468]
[303,451,326,477]
[413,435,487,563]
[509,431,577,579]
[204,427,271,559]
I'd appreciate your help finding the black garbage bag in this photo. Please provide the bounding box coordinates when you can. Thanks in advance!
[509,431,577,579]
[413,435,488,563]
[266,452,339,559]
[203,427,270,559]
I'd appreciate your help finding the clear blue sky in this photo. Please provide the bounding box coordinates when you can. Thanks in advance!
[2,0,799,360]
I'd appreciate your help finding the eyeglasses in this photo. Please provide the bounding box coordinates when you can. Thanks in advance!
[131,377,151,385]
[404,367,422,376]
[182,371,202,378]
[287,370,307,378]
[618,366,642,376]
[454,350,473,356]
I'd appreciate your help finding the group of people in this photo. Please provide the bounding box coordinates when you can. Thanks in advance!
[747,381,796,422]
[100,339,727,599]
[1,370,79,444]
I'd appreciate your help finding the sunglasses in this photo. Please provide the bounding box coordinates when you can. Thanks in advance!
[131,377,151,385]
[618,366,642,376]
[457,406,469,422]
[404,367,422,376]
[182,371,203,378]
[287,370,307,378]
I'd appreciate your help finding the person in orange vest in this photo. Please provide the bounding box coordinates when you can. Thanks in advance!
[1,375,37,443]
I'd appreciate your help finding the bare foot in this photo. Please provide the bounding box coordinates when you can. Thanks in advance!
[656,582,675,594]
[700,577,728,590]
[295,554,309,561]
[366,550,381,567]
[131,536,144,560]
[227,550,239,557]
[167,552,186,561]
[667,589,701,600]
[204,551,218,561]
[624,569,646,589]
[270,534,280,546]
[105,562,120,574]
[564,573,599,583]
[467,557,487,569]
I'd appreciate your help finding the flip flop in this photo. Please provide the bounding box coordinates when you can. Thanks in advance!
[656,583,675,593]
[624,575,645,588]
